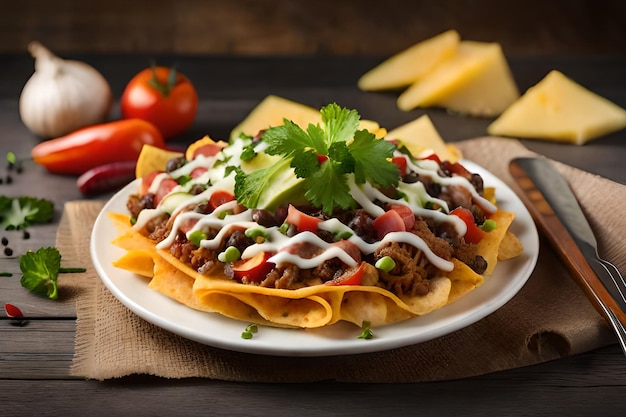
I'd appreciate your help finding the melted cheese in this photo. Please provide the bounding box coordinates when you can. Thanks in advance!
[487,70,626,144]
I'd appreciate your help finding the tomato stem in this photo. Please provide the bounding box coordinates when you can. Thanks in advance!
[148,61,178,97]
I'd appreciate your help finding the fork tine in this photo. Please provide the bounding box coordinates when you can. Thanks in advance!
[597,258,626,299]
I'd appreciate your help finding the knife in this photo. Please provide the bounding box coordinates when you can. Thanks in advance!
[509,157,626,354]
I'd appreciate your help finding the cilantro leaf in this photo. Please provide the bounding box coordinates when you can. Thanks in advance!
[0,196,54,230]
[263,119,319,157]
[303,162,355,213]
[234,103,400,215]
[321,103,360,145]
[350,130,398,187]
[19,247,61,299]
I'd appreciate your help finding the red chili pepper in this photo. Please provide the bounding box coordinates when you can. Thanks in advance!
[31,119,166,175]
[4,303,24,319]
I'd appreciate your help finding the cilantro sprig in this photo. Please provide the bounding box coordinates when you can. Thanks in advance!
[235,103,399,214]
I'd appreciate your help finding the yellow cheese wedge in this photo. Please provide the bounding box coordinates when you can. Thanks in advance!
[230,95,383,140]
[487,70,626,144]
[397,41,519,117]
[385,115,460,162]
[357,30,460,91]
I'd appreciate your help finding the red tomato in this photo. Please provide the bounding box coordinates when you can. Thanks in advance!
[209,190,235,211]
[232,252,275,282]
[154,178,178,206]
[190,167,208,178]
[386,204,415,231]
[120,66,198,140]
[285,205,322,233]
[326,263,366,286]
[391,156,407,177]
[140,170,164,195]
[450,207,484,244]
[372,209,406,240]
[191,143,224,159]
[421,153,442,165]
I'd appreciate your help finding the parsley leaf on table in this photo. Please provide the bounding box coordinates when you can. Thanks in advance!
[19,247,62,299]
[0,196,54,230]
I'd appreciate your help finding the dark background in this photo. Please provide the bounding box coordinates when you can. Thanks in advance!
[1,0,625,56]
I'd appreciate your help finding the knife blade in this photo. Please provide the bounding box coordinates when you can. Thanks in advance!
[509,157,626,350]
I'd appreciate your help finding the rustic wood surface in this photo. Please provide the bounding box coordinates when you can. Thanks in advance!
[0,52,625,416]
[1,0,625,56]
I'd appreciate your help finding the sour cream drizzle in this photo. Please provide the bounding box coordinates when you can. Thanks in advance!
[136,138,495,275]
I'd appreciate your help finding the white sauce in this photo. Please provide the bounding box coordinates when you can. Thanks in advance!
[136,137,494,275]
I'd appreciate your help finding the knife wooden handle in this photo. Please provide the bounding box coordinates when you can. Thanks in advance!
[509,161,626,326]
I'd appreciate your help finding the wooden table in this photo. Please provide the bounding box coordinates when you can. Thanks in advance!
[1,54,625,416]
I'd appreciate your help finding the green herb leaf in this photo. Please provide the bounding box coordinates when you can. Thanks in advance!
[241,323,258,339]
[350,130,398,186]
[19,247,62,299]
[234,104,399,215]
[357,320,374,339]
[0,196,54,230]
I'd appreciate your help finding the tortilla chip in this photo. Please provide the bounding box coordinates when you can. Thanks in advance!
[477,210,516,275]
[112,249,155,278]
[135,144,183,179]
[108,206,520,329]
[446,258,484,303]
[498,231,524,261]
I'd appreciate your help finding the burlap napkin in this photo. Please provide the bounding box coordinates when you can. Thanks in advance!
[64,137,624,382]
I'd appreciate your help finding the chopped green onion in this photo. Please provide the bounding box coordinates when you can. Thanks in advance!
[218,246,241,263]
[6,152,16,165]
[334,230,353,241]
[278,223,289,235]
[375,256,396,272]
[480,219,497,232]
[241,323,258,339]
[245,227,270,242]
[188,230,207,246]
[358,321,374,339]
[218,211,228,219]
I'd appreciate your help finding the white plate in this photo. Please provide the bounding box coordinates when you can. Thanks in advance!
[90,161,539,357]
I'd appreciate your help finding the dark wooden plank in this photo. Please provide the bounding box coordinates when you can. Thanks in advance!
[1,347,625,417]
[2,0,625,56]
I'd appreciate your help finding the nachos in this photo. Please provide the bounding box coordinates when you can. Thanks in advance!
[110,102,522,329]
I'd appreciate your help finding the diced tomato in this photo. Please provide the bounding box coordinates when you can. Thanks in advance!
[208,190,235,211]
[191,143,224,159]
[285,205,322,233]
[420,153,442,165]
[231,252,275,282]
[140,170,163,195]
[441,161,471,178]
[331,239,362,263]
[154,178,178,206]
[317,154,329,164]
[179,217,199,234]
[450,207,484,244]
[391,156,407,177]
[190,167,208,178]
[326,262,366,286]
[372,209,406,240]
[386,204,415,231]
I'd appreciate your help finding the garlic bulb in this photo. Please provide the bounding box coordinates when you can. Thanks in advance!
[19,41,113,139]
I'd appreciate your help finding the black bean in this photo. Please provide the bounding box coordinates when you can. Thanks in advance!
[4,247,13,256]
[1,237,8,246]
